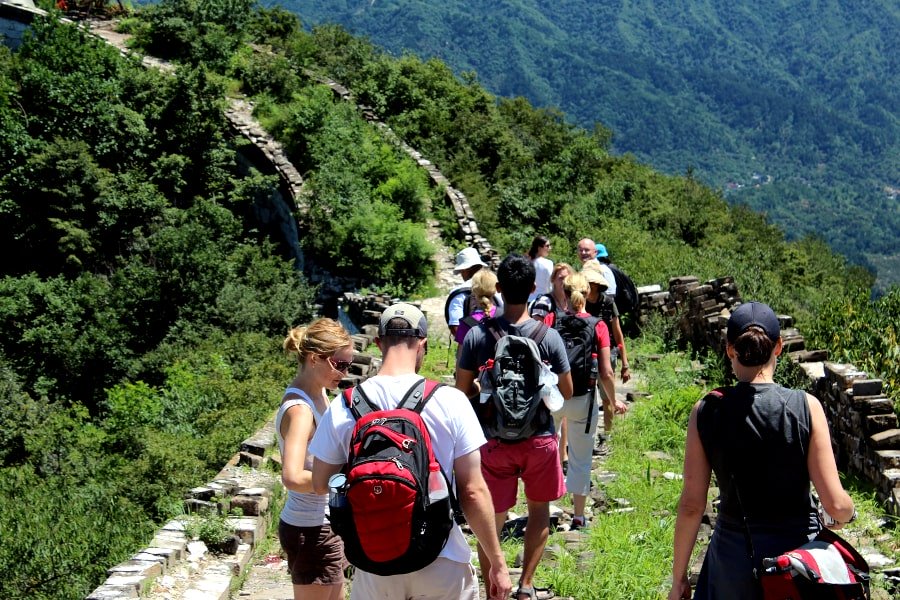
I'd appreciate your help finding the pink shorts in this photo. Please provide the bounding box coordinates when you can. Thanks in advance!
[480,435,565,513]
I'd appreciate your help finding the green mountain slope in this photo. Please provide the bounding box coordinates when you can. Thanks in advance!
[273,0,900,290]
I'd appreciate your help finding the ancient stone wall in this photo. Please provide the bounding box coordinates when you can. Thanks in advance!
[305,69,500,270]
[635,276,900,514]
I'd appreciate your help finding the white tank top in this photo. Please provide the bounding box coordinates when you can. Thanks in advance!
[276,387,329,527]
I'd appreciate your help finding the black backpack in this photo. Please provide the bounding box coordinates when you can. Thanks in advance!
[444,287,477,327]
[477,319,552,441]
[588,293,618,329]
[608,263,639,316]
[528,293,557,319]
[329,379,459,576]
[444,286,501,331]
[553,312,599,396]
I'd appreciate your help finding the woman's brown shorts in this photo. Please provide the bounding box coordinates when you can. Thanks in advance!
[278,520,348,586]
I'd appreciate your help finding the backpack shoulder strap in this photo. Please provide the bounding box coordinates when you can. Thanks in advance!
[702,387,727,402]
[342,385,379,420]
[398,378,445,413]
[444,287,471,323]
[526,321,550,346]
[483,317,506,343]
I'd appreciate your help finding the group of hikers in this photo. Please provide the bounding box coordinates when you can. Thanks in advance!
[273,239,859,600]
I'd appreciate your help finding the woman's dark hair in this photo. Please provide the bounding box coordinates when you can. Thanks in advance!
[731,327,776,367]
[528,235,550,259]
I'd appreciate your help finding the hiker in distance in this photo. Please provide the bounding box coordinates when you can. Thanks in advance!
[446,247,489,340]
[669,302,855,600]
[278,318,355,600]
[527,235,554,303]
[576,238,616,298]
[456,253,573,600]
[310,304,512,600]
[550,272,617,530]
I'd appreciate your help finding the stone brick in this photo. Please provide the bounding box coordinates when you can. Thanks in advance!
[230,494,269,516]
[789,349,829,362]
[855,397,894,415]
[867,413,899,435]
[228,516,264,545]
[85,584,139,599]
[876,450,900,470]
[188,486,217,500]
[870,429,900,449]
[882,469,900,490]
[107,559,163,578]
[237,451,262,468]
[852,379,884,397]
[824,362,867,389]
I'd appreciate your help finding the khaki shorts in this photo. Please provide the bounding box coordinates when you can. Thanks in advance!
[278,520,348,586]
[350,557,479,600]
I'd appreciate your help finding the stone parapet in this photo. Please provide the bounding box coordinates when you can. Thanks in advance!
[640,275,898,515]
[303,68,500,270]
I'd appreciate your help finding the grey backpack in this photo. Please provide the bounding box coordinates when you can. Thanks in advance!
[479,319,550,441]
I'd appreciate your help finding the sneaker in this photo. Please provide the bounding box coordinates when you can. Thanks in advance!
[570,516,586,531]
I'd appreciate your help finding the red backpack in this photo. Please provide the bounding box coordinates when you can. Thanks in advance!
[329,378,459,575]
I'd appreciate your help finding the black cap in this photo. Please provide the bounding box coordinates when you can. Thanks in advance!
[726,301,780,343]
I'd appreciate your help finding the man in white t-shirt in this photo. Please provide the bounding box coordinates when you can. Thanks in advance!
[311,304,512,600]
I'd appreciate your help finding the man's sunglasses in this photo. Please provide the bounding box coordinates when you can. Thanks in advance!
[327,356,353,373]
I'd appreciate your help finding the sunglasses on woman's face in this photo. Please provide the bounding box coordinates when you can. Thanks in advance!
[327,356,353,373]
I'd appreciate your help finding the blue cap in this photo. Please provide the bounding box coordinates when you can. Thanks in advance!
[595,243,609,258]
[727,302,780,343]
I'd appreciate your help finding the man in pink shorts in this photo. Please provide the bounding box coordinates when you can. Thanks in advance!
[456,253,573,600]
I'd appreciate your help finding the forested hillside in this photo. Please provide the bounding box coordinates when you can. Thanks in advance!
[1,2,897,598]
[277,0,900,290]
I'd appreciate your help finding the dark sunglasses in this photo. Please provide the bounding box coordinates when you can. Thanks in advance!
[327,356,353,373]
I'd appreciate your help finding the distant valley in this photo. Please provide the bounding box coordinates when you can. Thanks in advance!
[273,0,900,291]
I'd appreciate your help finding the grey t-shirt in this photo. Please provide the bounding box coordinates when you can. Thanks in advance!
[458,316,570,437]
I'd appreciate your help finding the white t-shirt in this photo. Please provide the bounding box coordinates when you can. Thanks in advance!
[529,256,554,302]
[309,374,486,565]
[598,263,617,298]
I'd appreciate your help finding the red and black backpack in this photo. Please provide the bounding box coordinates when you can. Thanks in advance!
[329,378,460,576]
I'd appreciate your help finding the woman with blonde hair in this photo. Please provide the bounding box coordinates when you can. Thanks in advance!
[551,272,617,530]
[454,268,499,345]
[279,318,354,600]
[529,262,574,321]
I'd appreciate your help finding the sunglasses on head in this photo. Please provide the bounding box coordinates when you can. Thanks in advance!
[327,356,353,373]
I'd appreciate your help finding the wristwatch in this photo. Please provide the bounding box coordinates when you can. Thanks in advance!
[844,509,858,524]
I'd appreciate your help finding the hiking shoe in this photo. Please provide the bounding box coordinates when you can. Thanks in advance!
[570,516,587,531]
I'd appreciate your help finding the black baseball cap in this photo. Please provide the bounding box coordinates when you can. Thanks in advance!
[726,301,780,343]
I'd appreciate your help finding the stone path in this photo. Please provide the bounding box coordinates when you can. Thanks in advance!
[235,372,641,600]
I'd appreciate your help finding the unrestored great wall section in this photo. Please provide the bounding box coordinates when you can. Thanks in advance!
[3,4,897,597]
[637,276,900,516]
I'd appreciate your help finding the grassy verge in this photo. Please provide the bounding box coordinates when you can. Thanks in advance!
[485,332,897,599]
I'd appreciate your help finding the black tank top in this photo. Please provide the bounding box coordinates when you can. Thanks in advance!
[698,382,816,527]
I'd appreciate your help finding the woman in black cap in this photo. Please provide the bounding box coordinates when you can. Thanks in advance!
[668,302,855,599]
